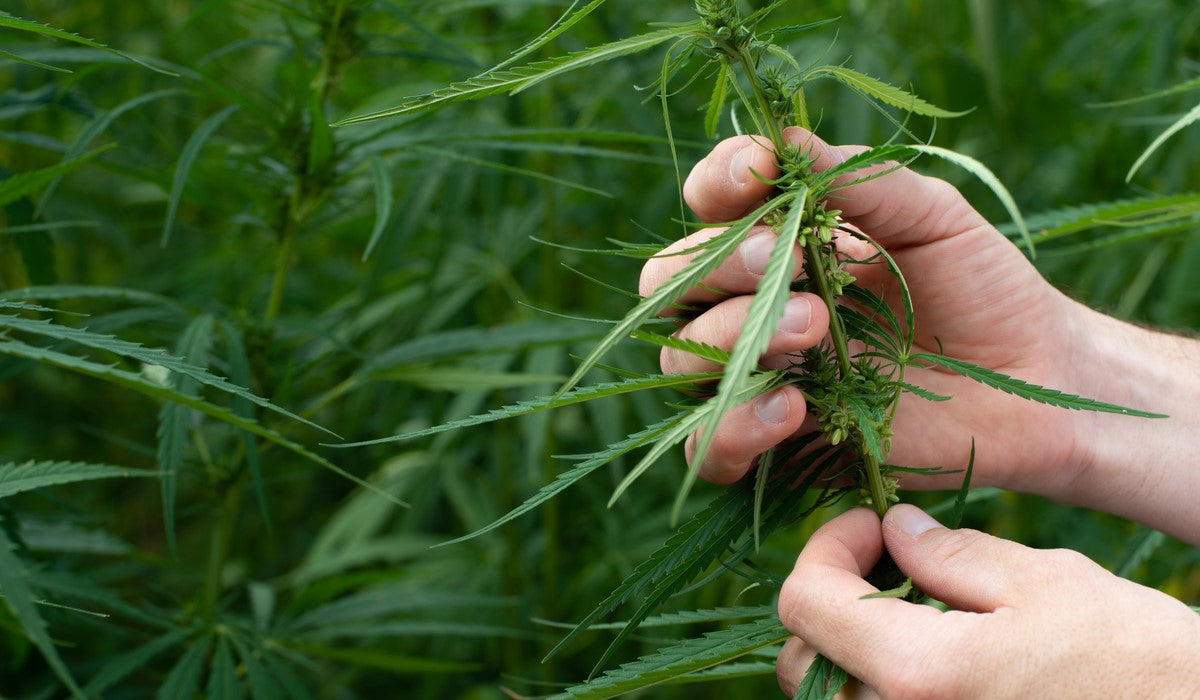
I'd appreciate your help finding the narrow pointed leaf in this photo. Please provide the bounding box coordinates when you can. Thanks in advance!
[0,145,114,208]
[0,527,83,696]
[162,105,239,246]
[913,353,1166,417]
[362,156,394,261]
[558,197,788,399]
[630,330,732,365]
[704,62,731,139]
[904,144,1033,257]
[84,628,190,696]
[808,66,969,118]
[550,613,790,699]
[332,373,717,448]
[1126,102,1200,181]
[684,197,804,520]
[438,410,688,546]
[334,25,693,125]
[794,654,848,700]
[0,338,403,506]
[0,460,155,499]
[0,11,177,75]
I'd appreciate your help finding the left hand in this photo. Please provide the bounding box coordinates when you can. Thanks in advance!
[775,505,1200,699]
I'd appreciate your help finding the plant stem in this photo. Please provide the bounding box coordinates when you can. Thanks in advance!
[803,240,853,379]
[736,50,785,150]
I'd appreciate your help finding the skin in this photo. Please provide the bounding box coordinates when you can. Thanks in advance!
[640,127,1200,697]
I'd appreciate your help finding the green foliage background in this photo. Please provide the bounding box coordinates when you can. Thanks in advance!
[0,0,1197,697]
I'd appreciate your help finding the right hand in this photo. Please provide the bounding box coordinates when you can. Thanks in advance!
[640,127,1156,508]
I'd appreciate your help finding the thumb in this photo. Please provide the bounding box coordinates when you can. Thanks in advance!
[881,504,1088,612]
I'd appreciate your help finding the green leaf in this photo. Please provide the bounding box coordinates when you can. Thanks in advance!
[704,62,731,139]
[282,643,478,674]
[949,438,976,528]
[229,634,283,700]
[207,635,243,700]
[904,144,1033,257]
[333,24,693,125]
[0,145,114,209]
[332,373,717,448]
[1126,101,1200,182]
[536,604,774,631]
[860,578,912,599]
[0,312,330,435]
[223,321,269,531]
[1114,526,1167,579]
[494,0,612,70]
[0,11,177,75]
[1007,193,1200,245]
[912,353,1167,417]
[439,410,688,547]
[0,337,402,506]
[0,526,83,696]
[558,196,788,400]
[793,653,848,700]
[0,460,156,499]
[1090,75,1200,108]
[684,198,804,521]
[808,65,970,118]
[362,156,394,261]
[0,47,71,72]
[84,628,191,697]
[158,635,213,700]
[666,660,777,685]
[161,105,239,246]
[631,330,732,366]
[1,284,185,309]
[157,313,215,554]
[549,613,790,699]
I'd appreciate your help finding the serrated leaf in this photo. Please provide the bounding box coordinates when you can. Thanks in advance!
[0,312,330,435]
[334,25,692,125]
[550,613,790,699]
[157,314,214,554]
[162,105,239,246]
[0,337,402,506]
[558,196,788,401]
[537,604,774,631]
[809,65,969,118]
[332,373,715,448]
[0,145,114,209]
[897,381,952,402]
[439,410,688,546]
[495,0,611,71]
[631,330,732,366]
[793,653,848,700]
[684,197,803,520]
[1006,193,1200,245]
[913,353,1166,417]
[228,634,282,700]
[904,144,1033,257]
[0,460,156,499]
[157,635,212,700]
[666,660,777,685]
[1,284,185,309]
[704,62,730,139]
[1127,101,1200,182]
[0,11,176,75]
[0,526,83,696]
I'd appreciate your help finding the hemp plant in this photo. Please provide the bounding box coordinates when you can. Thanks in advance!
[336,1,1163,696]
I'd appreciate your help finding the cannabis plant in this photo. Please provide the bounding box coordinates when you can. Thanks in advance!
[336,1,1172,697]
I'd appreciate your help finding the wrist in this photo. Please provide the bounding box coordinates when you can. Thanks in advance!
[1053,303,1200,543]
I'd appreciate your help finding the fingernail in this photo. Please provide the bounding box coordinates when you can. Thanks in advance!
[740,232,774,275]
[779,296,812,334]
[729,145,754,186]
[753,390,789,424]
[892,505,942,537]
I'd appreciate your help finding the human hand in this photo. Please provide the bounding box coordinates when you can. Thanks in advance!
[774,505,1200,699]
[640,127,1157,507]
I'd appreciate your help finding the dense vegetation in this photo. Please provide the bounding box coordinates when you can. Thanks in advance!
[0,1,1197,697]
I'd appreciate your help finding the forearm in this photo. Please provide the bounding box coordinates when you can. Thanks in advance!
[1055,302,1200,544]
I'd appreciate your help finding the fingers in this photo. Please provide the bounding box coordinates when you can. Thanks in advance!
[881,504,1101,612]
[777,508,948,689]
[683,135,779,223]
[776,638,878,700]
[684,128,992,249]
[685,385,807,484]
[638,226,802,312]
[661,293,828,375]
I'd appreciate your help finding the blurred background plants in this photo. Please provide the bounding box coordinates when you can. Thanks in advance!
[0,0,1197,698]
